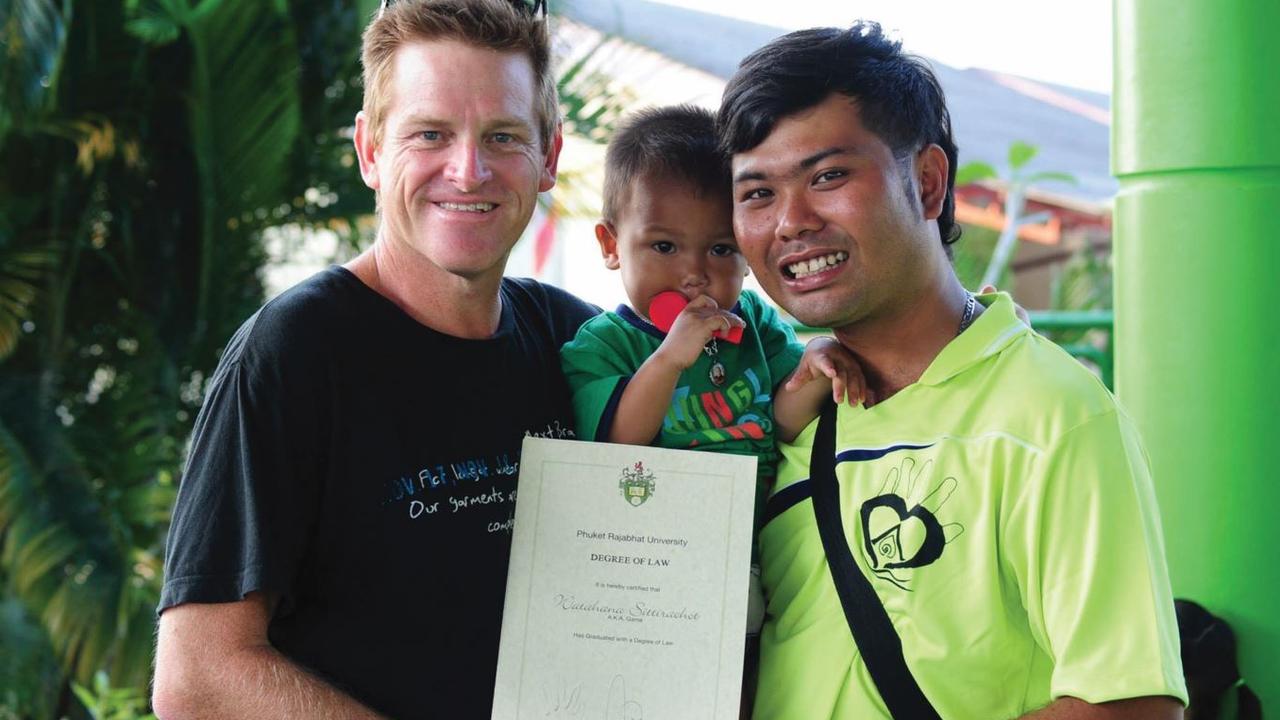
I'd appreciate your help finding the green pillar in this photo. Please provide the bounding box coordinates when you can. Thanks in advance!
[1114,0,1280,707]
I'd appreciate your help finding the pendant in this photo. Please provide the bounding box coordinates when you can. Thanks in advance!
[709,361,726,387]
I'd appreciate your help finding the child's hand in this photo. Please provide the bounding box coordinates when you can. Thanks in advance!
[784,336,866,406]
[652,295,746,371]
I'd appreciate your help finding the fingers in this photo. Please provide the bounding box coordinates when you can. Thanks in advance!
[783,362,817,391]
[699,310,742,338]
[680,302,744,341]
[829,361,867,407]
[840,366,868,407]
[812,354,838,379]
[663,299,748,370]
[979,284,997,294]
[795,336,871,407]
[685,294,718,310]
[681,296,744,327]
[812,349,866,406]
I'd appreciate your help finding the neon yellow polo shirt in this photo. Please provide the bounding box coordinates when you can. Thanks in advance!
[756,293,1187,719]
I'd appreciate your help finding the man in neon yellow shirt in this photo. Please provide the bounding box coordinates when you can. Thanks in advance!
[718,22,1188,719]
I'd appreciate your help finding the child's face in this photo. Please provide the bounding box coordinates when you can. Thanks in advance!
[597,175,747,318]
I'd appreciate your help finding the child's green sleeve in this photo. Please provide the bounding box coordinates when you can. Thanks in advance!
[560,315,646,443]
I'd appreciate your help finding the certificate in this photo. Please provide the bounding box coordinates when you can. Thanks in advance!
[492,436,758,720]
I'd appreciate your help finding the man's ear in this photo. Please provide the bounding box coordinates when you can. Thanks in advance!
[354,111,380,191]
[595,222,621,270]
[538,122,564,193]
[916,143,949,220]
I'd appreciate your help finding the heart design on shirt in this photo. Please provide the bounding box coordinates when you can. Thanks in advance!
[859,493,947,571]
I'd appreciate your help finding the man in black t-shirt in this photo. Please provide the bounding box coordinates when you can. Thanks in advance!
[151,2,597,718]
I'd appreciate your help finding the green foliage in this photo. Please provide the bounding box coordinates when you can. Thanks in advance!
[952,224,1003,291]
[1007,139,1037,170]
[0,245,56,359]
[72,672,157,720]
[557,36,634,144]
[0,0,71,145]
[0,598,60,720]
[954,161,997,187]
[123,0,180,46]
[0,1,374,716]
[956,140,1078,291]
[538,33,634,220]
[0,4,630,716]
[1047,241,1113,345]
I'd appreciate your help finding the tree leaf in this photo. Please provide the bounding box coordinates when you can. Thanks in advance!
[955,161,998,187]
[1007,140,1037,170]
[124,16,179,45]
[0,246,56,360]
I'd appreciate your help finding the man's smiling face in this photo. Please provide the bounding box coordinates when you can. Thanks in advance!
[730,93,941,331]
[357,39,560,284]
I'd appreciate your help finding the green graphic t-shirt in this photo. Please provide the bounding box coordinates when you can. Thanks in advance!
[755,293,1187,719]
[560,290,804,481]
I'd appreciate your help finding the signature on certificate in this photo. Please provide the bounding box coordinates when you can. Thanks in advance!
[541,677,583,717]
[605,674,644,720]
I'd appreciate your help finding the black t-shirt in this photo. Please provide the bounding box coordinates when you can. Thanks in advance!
[160,267,599,718]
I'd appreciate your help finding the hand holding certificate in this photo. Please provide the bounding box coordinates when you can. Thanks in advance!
[493,437,758,720]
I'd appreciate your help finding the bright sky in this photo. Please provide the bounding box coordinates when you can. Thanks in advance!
[656,0,1113,94]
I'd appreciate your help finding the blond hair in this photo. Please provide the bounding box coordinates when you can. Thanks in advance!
[360,0,557,149]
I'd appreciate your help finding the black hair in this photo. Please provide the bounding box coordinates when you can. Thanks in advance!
[602,105,730,224]
[1176,599,1262,720]
[717,22,961,249]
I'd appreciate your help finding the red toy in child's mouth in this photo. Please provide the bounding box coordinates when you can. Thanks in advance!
[647,291,744,344]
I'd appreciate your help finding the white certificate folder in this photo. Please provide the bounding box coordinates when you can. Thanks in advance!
[492,436,758,720]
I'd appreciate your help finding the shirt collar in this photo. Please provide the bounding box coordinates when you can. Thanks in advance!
[917,292,1028,386]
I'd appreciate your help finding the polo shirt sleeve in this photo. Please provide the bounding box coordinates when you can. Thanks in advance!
[560,317,636,443]
[1003,409,1188,705]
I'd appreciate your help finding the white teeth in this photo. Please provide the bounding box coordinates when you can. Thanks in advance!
[438,201,495,213]
[788,252,848,279]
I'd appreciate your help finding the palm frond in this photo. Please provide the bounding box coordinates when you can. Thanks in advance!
[124,0,183,46]
[0,245,57,360]
[182,0,301,341]
[0,385,165,688]
[0,597,61,719]
[556,34,635,144]
[0,0,71,143]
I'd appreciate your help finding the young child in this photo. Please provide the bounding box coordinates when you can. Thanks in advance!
[559,105,861,707]
[561,104,859,454]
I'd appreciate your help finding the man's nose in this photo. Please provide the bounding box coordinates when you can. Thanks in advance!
[776,192,823,240]
[444,138,492,191]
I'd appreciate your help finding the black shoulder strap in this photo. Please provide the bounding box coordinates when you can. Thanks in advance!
[810,401,942,719]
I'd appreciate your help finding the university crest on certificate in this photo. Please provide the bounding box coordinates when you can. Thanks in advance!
[492,436,757,719]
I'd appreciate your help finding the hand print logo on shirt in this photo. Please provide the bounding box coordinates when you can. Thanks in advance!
[858,457,964,590]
